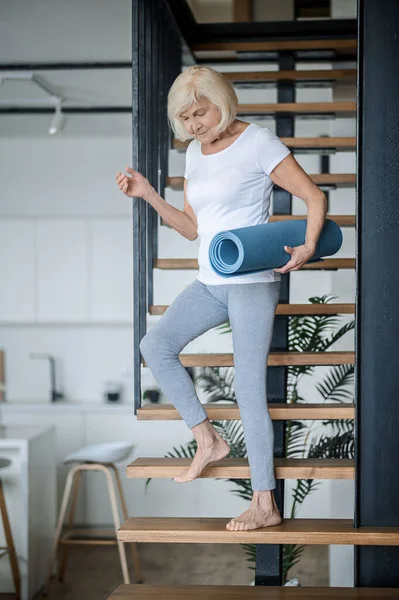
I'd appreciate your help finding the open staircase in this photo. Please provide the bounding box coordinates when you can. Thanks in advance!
[108,1,399,597]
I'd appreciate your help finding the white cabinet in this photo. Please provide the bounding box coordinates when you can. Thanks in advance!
[90,219,133,322]
[0,221,36,321]
[0,217,134,324]
[0,426,56,600]
[36,220,90,322]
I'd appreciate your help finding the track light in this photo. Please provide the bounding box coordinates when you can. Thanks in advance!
[48,102,65,136]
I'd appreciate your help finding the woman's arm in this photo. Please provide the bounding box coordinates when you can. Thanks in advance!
[117,167,197,241]
[269,154,328,274]
[144,180,197,241]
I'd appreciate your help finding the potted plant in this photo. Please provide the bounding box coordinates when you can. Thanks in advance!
[143,388,161,404]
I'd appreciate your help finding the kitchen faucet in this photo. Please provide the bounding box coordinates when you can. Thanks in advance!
[29,353,64,402]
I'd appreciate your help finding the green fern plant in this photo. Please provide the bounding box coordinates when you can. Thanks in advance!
[146,294,355,583]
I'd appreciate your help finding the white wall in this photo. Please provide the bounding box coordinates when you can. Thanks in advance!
[254,0,294,22]
[188,0,357,22]
[331,0,357,19]
[187,0,233,22]
[0,120,137,402]
[186,0,295,22]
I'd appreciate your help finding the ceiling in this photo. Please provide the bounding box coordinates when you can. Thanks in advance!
[0,0,132,113]
[0,0,132,63]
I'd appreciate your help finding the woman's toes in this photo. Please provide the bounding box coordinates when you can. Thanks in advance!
[227,518,253,531]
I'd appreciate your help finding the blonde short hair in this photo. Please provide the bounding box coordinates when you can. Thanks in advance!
[167,65,238,141]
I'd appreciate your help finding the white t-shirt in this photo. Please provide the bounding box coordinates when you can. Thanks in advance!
[184,121,291,285]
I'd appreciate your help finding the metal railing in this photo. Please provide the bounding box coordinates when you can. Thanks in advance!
[132,0,193,411]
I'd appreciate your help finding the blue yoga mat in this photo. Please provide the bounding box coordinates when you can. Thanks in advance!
[208,218,343,278]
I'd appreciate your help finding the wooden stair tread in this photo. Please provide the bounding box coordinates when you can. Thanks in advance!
[173,136,356,151]
[267,216,355,226]
[149,303,355,316]
[137,403,355,421]
[192,39,357,53]
[160,215,355,228]
[223,102,356,114]
[168,103,357,118]
[109,584,399,599]
[311,174,355,185]
[272,137,356,149]
[118,517,399,545]
[142,351,355,368]
[167,175,356,189]
[222,69,357,83]
[154,258,355,270]
[127,457,354,480]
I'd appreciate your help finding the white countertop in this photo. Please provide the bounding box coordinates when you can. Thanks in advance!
[0,424,54,442]
[1,401,143,413]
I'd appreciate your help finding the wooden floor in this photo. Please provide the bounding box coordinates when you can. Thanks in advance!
[0,543,328,599]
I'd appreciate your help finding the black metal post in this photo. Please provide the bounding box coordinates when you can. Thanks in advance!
[132,0,185,411]
[147,0,157,308]
[321,154,330,211]
[255,52,294,586]
[354,0,399,585]
[132,0,143,410]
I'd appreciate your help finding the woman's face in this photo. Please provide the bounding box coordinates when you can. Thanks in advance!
[180,99,221,142]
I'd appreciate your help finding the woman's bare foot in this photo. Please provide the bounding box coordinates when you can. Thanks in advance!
[174,418,230,483]
[226,490,282,531]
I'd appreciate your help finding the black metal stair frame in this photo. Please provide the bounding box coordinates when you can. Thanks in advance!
[129,0,399,592]
[131,0,358,588]
[167,0,356,44]
[131,0,399,593]
[255,51,295,587]
[131,0,192,409]
[354,0,399,585]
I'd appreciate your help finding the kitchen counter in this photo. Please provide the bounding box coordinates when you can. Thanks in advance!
[0,425,56,599]
[0,424,54,440]
[2,401,138,413]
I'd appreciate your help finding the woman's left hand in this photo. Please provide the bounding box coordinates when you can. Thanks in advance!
[274,243,316,274]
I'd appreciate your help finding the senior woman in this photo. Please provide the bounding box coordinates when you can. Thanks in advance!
[116,65,327,532]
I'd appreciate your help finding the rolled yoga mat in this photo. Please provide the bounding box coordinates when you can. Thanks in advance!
[208,218,343,278]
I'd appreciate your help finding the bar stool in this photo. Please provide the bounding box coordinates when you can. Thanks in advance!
[0,458,21,600]
[45,441,143,591]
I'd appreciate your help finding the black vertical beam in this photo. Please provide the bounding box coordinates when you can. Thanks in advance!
[132,0,144,411]
[147,0,157,308]
[138,1,148,350]
[132,0,184,410]
[255,52,294,587]
[354,0,399,585]
[320,154,330,211]
[159,20,182,231]
[157,0,166,207]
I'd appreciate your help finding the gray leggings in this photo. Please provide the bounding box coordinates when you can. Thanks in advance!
[139,278,281,491]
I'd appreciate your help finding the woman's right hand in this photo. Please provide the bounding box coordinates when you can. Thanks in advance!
[116,166,151,200]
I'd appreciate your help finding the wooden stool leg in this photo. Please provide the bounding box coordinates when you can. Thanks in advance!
[0,478,21,600]
[100,465,130,585]
[58,469,82,582]
[109,464,144,584]
[44,464,81,594]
